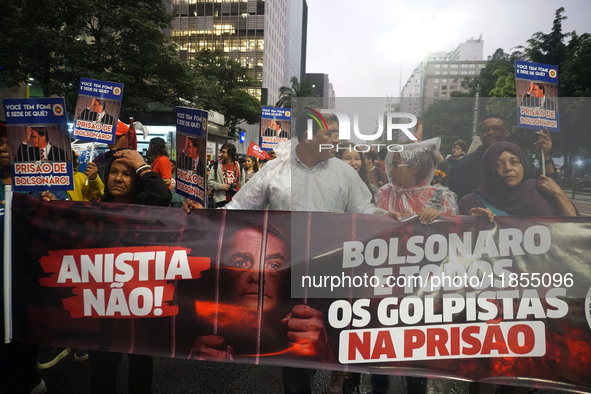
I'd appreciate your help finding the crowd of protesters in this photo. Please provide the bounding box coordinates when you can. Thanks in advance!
[0,110,581,394]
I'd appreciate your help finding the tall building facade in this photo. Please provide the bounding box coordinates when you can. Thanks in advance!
[305,73,335,109]
[400,37,486,117]
[171,0,307,106]
[399,64,423,116]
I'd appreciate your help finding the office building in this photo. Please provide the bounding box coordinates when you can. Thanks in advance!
[171,0,307,106]
[305,73,335,109]
[400,36,487,117]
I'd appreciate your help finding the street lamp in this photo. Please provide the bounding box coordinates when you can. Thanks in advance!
[572,159,583,199]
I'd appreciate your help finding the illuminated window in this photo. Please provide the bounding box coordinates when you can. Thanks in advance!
[214,24,235,35]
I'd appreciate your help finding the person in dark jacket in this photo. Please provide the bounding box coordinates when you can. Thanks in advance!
[459,141,576,218]
[449,115,557,200]
[89,148,170,394]
[432,139,466,186]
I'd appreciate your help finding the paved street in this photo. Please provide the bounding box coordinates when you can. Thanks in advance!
[570,190,591,216]
[39,353,577,393]
[41,353,411,393]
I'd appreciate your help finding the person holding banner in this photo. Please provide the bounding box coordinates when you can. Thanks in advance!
[185,112,401,393]
[200,114,390,215]
[459,141,576,219]
[1,122,49,394]
[458,140,576,394]
[67,150,104,201]
[88,148,171,393]
[93,119,138,181]
[449,115,557,200]
[376,138,458,224]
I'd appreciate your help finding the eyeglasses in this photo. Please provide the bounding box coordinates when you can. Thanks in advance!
[391,162,410,168]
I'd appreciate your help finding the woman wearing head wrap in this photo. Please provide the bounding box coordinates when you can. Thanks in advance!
[99,149,171,206]
[89,148,170,393]
[376,137,458,224]
[459,141,576,220]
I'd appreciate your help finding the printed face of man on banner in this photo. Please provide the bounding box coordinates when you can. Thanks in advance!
[12,125,70,163]
[25,126,47,148]
[221,225,289,313]
[90,98,105,114]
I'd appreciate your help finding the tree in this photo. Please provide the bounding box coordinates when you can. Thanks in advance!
[188,50,261,138]
[465,48,525,97]
[526,7,568,67]
[0,0,194,115]
[525,7,591,167]
[275,76,317,111]
[423,97,475,155]
[561,32,591,97]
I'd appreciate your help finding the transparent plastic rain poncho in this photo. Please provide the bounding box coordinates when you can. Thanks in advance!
[375,137,458,216]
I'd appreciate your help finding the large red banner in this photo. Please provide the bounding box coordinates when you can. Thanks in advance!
[6,193,591,392]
